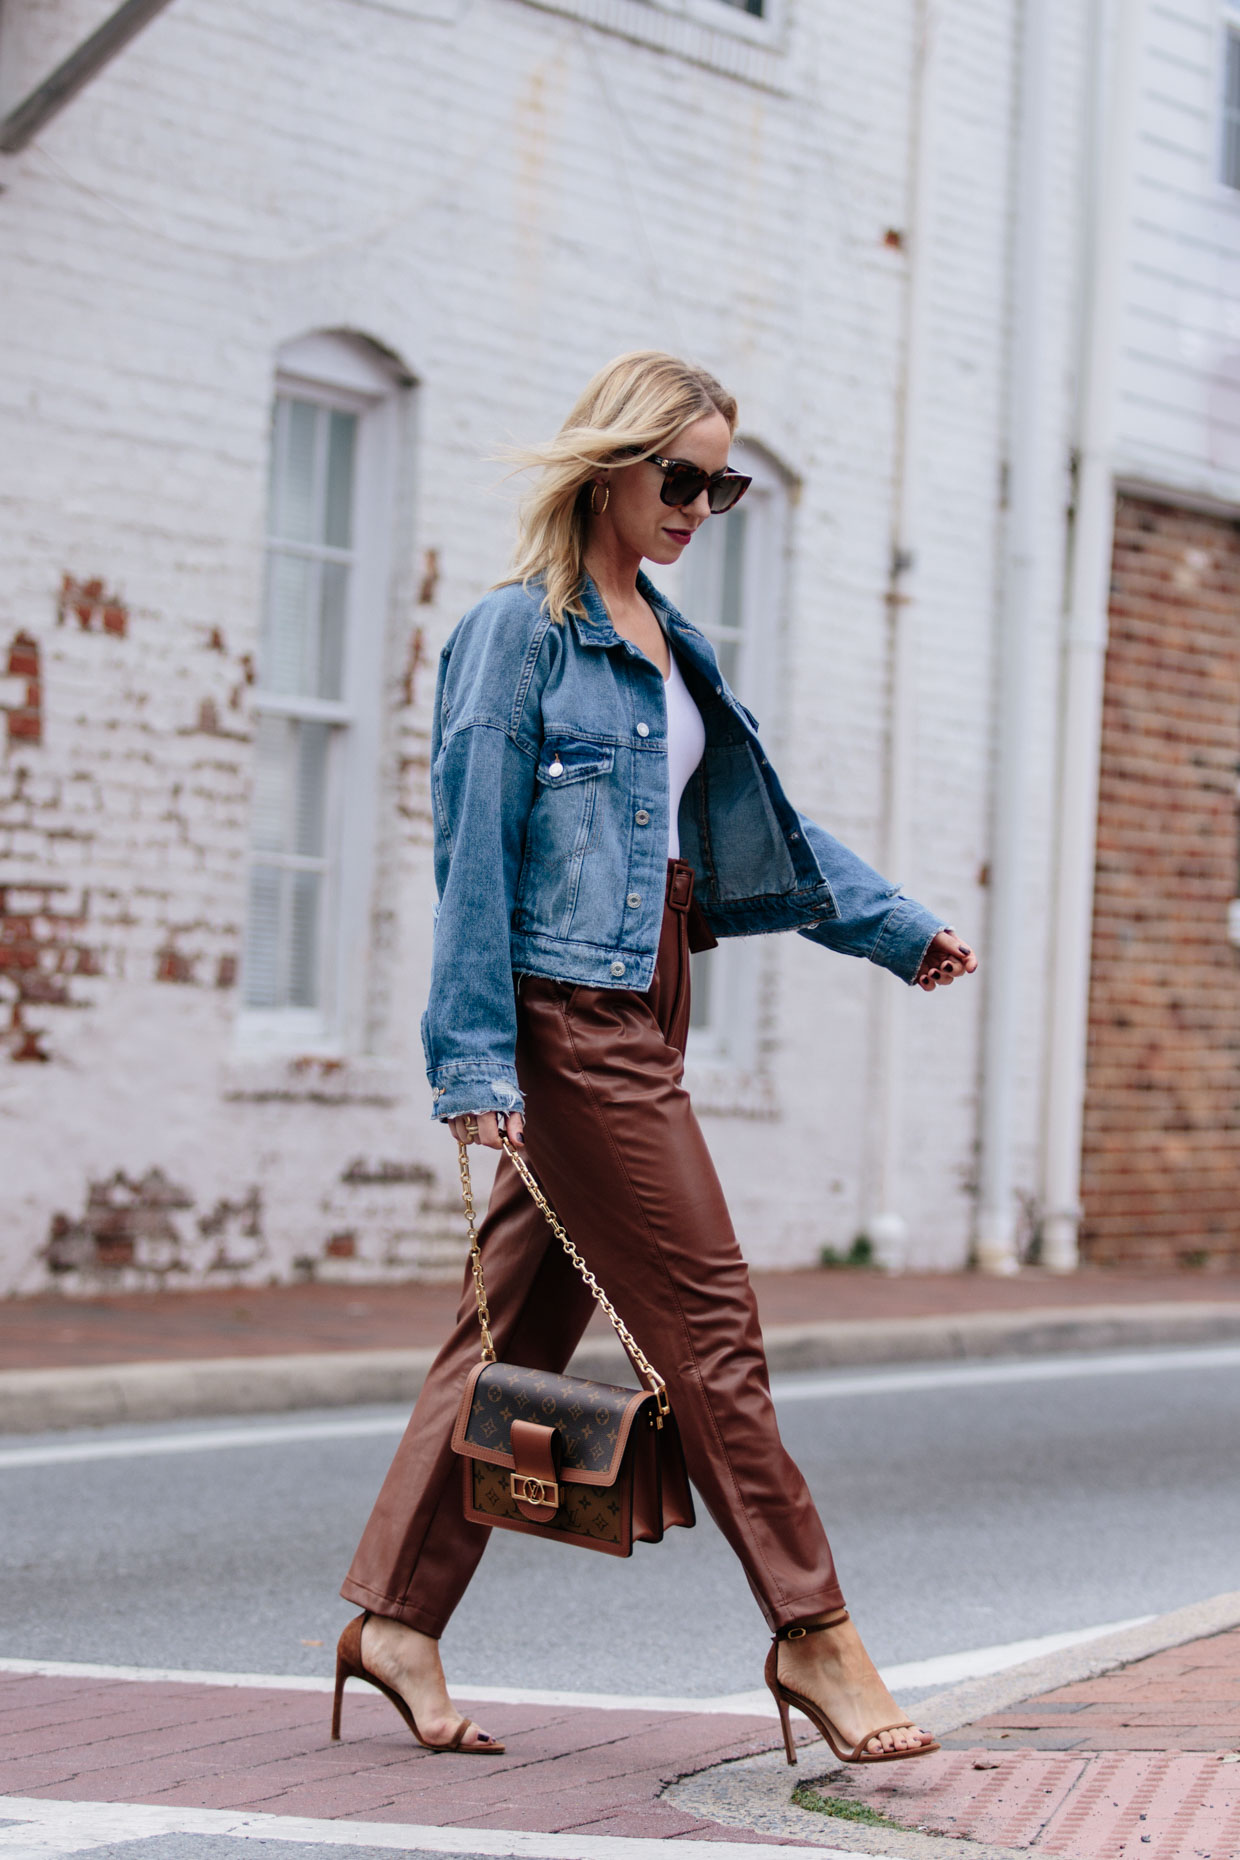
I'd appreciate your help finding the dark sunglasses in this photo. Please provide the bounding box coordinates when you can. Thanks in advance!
[649,455,752,514]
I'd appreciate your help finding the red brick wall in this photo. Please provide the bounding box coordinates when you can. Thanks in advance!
[1081,495,1240,1267]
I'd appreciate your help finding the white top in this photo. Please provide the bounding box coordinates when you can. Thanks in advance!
[664,645,706,861]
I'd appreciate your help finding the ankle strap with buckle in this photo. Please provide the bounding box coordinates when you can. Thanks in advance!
[774,1608,850,1642]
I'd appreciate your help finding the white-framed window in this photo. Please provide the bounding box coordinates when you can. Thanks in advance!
[1222,22,1240,190]
[238,331,407,1054]
[677,439,792,1068]
[506,0,787,82]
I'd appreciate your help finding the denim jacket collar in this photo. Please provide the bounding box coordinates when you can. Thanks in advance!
[567,571,706,658]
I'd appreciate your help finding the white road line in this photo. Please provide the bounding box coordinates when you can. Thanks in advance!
[0,1797,865,1860]
[3,1344,1239,1471]
[769,1342,1240,1403]
[0,1415,407,1469]
[0,1615,1149,1713]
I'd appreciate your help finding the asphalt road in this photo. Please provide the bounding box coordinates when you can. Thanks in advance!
[3,1347,1239,1700]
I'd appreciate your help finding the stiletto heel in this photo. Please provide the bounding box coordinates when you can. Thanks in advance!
[764,1609,939,1767]
[330,1612,505,1755]
[330,1652,346,1742]
[774,1685,797,1766]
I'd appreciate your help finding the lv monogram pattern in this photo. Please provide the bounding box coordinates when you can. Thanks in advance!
[471,1460,626,1545]
[462,1362,643,1475]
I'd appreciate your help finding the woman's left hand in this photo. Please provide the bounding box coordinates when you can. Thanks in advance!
[448,1110,525,1150]
[915,931,978,992]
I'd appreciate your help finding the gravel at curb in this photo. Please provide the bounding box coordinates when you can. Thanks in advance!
[664,1589,1240,1855]
[4,1301,1240,1431]
[665,1746,1031,1858]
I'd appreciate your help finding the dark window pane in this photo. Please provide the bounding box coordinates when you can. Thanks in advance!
[243,865,283,1007]
[324,411,358,548]
[251,714,292,854]
[288,870,321,1007]
[1225,33,1240,190]
[294,721,330,857]
[689,948,714,1030]
[273,399,320,543]
[261,551,318,695]
[318,560,349,700]
[719,510,748,638]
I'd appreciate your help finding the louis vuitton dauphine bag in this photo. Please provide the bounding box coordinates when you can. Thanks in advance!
[450,1139,695,1557]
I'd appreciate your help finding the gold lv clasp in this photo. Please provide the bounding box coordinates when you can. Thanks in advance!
[510,1474,560,1509]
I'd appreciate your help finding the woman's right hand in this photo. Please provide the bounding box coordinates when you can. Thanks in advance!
[447,1110,524,1151]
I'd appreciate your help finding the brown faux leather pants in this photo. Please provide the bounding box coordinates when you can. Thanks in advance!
[341,860,845,1634]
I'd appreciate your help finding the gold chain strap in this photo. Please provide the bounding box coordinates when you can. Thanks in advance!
[456,1138,669,1416]
[456,1140,496,1363]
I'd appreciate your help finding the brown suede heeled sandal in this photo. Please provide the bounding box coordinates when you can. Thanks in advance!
[765,1609,939,1766]
[330,1612,505,1755]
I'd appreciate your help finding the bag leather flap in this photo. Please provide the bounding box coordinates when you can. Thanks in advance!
[451,1360,655,1487]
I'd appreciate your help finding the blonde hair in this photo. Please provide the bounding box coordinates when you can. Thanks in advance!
[503,350,738,626]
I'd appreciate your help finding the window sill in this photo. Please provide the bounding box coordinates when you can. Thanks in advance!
[511,0,791,93]
[683,1056,779,1118]
[221,1054,407,1105]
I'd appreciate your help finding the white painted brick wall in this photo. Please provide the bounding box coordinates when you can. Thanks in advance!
[0,0,1097,1292]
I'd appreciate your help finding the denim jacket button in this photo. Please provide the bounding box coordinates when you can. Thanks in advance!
[634,809,650,825]
[610,960,626,977]
[626,893,641,908]
[636,722,650,737]
[547,759,564,777]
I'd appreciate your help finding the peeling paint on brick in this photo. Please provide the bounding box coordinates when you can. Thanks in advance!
[155,945,196,984]
[399,624,427,707]
[3,633,42,746]
[57,575,129,638]
[6,1001,51,1062]
[43,1172,268,1286]
[44,1170,196,1279]
[0,885,100,1044]
[340,1158,435,1187]
[417,550,440,606]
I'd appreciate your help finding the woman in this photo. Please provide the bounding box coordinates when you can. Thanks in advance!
[336,351,977,1763]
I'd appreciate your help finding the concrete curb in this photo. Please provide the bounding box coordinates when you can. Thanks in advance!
[3,1300,1240,1432]
[915,1585,1240,1740]
[664,1588,1240,1855]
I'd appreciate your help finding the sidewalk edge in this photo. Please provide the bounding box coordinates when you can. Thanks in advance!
[664,1589,1240,1855]
[3,1301,1240,1432]
[915,1585,1240,1738]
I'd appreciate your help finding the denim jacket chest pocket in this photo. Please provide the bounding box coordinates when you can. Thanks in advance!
[516,736,625,943]
[535,739,615,785]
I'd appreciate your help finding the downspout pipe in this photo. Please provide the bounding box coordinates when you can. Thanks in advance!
[1041,0,1145,1271]
[974,0,1057,1274]
[867,0,937,1268]
[0,0,179,155]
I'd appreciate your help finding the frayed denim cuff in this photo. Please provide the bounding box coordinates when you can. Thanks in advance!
[869,896,949,984]
[429,1064,525,1124]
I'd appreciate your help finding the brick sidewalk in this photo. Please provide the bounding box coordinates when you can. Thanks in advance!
[0,1671,807,1844]
[5,1637,1239,1855]
[819,1626,1240,1857]
[5,1266,1240,1372]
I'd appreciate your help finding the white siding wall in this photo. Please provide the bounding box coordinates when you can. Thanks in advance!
[1115,0,1240,500]
[0,0,1090,1289]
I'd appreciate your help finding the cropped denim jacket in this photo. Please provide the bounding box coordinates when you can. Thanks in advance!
[422,572,946,1122]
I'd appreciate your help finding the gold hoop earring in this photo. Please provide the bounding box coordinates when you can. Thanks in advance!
[590,482,610,516]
